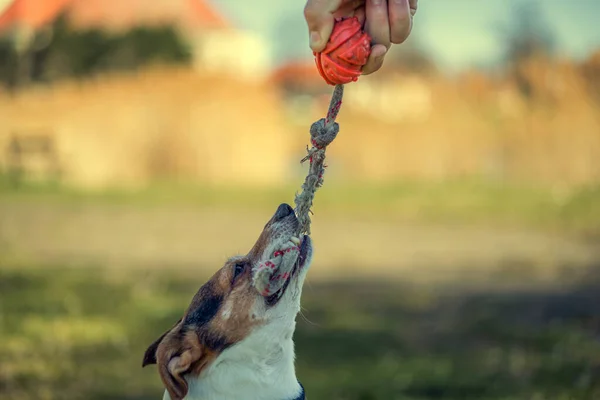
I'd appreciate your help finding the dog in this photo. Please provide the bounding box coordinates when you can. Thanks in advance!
[142,203,313,400]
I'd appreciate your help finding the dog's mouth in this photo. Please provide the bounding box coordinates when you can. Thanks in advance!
[265,234,311,306]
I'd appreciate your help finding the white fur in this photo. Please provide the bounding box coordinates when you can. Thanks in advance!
[163,237,313,400]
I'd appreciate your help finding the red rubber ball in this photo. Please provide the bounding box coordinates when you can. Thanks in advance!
[314,17,372,86]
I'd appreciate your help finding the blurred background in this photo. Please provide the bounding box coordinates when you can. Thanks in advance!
[0,0,599,399]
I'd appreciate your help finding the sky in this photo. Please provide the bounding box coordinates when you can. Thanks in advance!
[212,0,600,72]
[0,0,598,72]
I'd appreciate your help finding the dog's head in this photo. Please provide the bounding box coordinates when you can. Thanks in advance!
[142,203,312,400]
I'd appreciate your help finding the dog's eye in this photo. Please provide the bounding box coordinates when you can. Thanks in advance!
[232,262,245,282]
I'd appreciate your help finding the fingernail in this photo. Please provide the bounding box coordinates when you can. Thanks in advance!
[376,47,388,60]
[372,0,383,5]
[310,31,321,48]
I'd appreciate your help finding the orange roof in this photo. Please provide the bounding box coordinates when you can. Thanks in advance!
[0,0,72,31]
[187,0,228,29]
[0,0,229,32]
[65,0,229,31]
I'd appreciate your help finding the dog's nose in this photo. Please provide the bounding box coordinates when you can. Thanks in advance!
[274,203,295,221]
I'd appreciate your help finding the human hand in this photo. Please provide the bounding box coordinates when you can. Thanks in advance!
[304,0,418,75]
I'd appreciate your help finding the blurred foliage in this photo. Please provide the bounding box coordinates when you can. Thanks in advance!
[498,1,556,64]
[0,36,19,87]
[0,266,598,399]
[383,21,437,76]
[0,14,192,88]
[581,51,600,103]
[496,1,557,99]
[385,42,437,75]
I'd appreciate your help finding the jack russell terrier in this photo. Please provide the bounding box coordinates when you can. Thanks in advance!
[143,203,312,400]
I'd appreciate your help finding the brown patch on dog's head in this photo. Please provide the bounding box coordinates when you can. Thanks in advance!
[142,258,263,400]
[143,203,309,400]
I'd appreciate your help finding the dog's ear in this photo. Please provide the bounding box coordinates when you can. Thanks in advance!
[156,327,210,400]
[142,318,182,367]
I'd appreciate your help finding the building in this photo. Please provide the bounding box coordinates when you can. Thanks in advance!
[0,0,272,80]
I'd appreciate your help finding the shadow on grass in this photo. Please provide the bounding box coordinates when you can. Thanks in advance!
[1,264,599,400]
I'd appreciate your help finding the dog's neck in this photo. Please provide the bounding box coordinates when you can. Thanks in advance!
[170,319,303,400]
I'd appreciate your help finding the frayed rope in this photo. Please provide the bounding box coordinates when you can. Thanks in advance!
[252,84,344,297]
[253,244,300,296]
[294,84,344,236]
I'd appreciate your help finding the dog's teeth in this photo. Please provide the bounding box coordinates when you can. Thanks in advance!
[290,236,301,245]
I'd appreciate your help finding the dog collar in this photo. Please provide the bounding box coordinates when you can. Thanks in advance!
[290,381,305,400]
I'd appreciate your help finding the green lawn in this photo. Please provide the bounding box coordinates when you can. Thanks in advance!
[1,177,599,399]
[1,266,599,400]
[1,177,600,238]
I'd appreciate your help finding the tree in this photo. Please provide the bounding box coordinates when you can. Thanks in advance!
[0,13,192,87]
[498,0,556,65]
[496,1,557,99]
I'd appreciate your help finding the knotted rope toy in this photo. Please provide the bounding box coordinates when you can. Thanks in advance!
[253,17,371,296]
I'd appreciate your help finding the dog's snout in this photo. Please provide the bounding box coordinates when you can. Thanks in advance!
[274,203,294,221]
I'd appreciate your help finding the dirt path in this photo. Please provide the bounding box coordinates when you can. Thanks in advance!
[1,201,598,284]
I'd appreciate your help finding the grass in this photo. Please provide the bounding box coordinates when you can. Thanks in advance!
[1,176,599,398]
[0,265,599,400]
[1,176,600,238]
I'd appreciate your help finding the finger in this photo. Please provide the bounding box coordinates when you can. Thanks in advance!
[409,0,418,16]
[388,0,412,44]
[305,0,364,52]
[354,6,366,25]
[361,44,387,75]
[334,0,365,17]
[365,0,391,50]
[304,0,344,52]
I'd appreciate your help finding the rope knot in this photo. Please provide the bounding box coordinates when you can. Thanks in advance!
[310,118,339,149]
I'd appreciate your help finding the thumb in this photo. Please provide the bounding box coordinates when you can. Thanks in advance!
[304,0,341,52]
